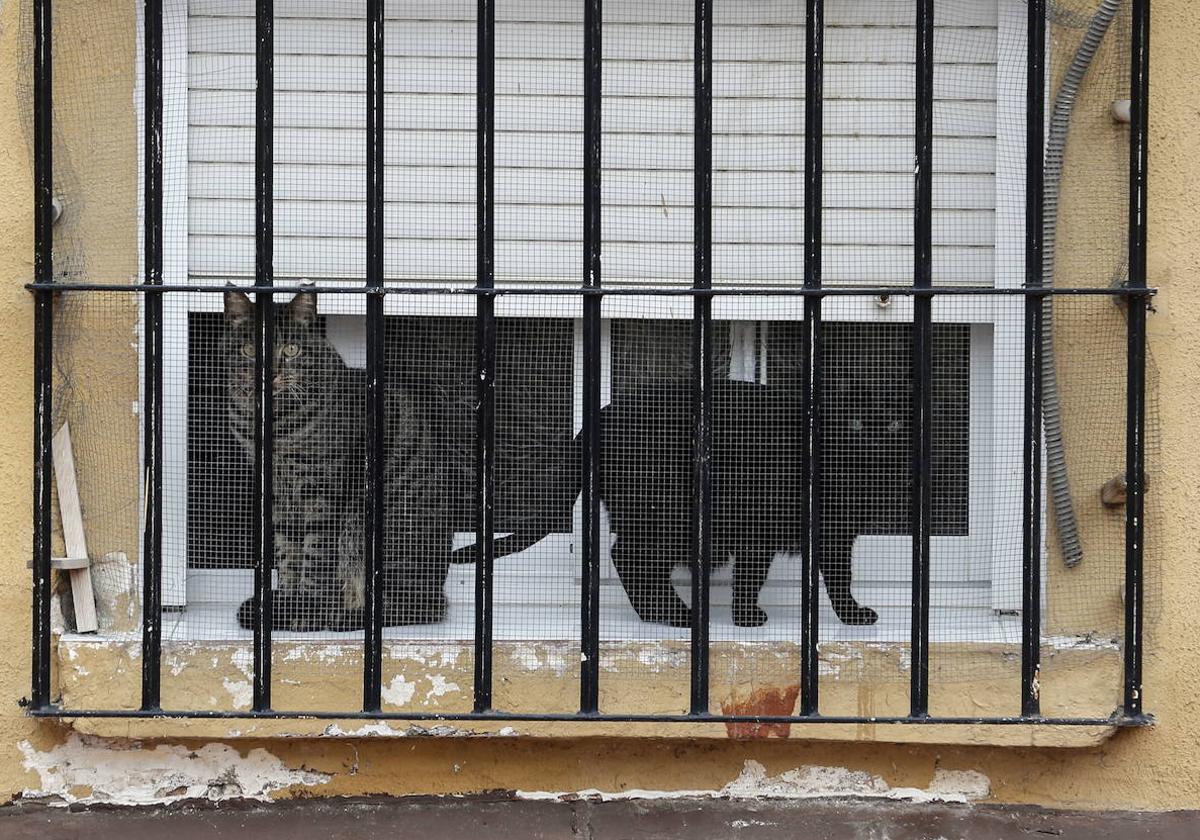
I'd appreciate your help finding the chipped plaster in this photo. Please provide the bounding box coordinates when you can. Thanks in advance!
[381,675,416,707]
[516,760,991,805]
[18,735,330,806]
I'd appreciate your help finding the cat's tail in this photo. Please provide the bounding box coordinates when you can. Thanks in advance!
[237,591,331,633]
[451,430,585,564]
[450,532,552,564]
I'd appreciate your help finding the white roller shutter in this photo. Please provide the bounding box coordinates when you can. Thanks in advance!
[187,0,998,287]
[169,0,1025,639]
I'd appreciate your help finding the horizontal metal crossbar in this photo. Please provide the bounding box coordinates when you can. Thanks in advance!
[23,707,1154,727]
[24,283,1156,298]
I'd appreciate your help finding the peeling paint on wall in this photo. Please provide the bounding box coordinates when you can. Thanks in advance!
[381,674,416,706]
[321,722,408,738]
[425,675,461,702]
[510,643,570,677]
[924,768,992,802]
[222,677,252,710]
[517,760,990,805]
[723,761,990,804]
[18,735,330,806]
[318,721,521,738]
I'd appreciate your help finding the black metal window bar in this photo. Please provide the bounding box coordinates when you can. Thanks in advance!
[26,0,1153,727]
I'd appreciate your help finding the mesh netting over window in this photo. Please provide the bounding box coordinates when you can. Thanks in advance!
[22,0,1154,716]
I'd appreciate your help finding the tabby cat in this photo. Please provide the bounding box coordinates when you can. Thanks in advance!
[224,289,453,632]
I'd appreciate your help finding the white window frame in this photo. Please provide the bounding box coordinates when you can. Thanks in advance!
[144,0,1046,640]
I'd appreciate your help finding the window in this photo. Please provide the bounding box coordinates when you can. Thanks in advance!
[27,0,1151,727]
[164,0,1028,643]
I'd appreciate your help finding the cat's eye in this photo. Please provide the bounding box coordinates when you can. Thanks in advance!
[888,419,903,433]
[282,343,301,359]
[240,342,255,358]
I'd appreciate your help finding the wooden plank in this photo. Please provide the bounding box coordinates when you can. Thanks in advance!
[26,557,91,570]
[54,557,90,570]
[189,90,996,136]
[189,164,998,209]
[52,422,98,633]
[190,54,998,101]
[189,19,997,63]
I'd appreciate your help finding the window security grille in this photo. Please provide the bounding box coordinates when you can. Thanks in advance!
[27,0,1152,727]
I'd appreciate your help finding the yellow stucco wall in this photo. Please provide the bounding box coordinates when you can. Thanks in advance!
[1,0,1198,811]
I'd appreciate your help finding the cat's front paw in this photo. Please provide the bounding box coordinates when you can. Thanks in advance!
[237,592,329,632]
[832,601,879,626]
[384,591,448,626]
[732,602,769,628]
[327,607,364,633]
[634,601,692,628]
[236,596,257,630]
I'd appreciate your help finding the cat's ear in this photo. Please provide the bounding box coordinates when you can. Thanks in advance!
[286,283,317,327]
[223,285,253,326]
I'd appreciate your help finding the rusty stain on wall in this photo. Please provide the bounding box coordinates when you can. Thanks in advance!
[720,685,801,739]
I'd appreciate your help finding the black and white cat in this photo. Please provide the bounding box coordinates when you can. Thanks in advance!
[585,378,880,629]
[223,295,915,632]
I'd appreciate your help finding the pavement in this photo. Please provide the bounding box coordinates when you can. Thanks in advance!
[2,796,1198,839]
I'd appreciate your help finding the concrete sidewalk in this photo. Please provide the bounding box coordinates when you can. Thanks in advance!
[2,797,1198,839]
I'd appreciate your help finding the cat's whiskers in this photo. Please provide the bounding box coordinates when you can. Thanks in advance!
[273,374,307,401]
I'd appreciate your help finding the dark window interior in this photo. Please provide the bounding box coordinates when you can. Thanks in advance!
[189,315,967,571]
[188,313,574,569]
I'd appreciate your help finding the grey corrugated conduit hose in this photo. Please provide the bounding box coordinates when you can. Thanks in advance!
[1041,0,1125,567]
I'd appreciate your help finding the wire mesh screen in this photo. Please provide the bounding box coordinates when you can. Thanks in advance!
[24,0,1154,723]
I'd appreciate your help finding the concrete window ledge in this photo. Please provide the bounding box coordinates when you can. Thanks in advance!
[53,636,1126,747]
